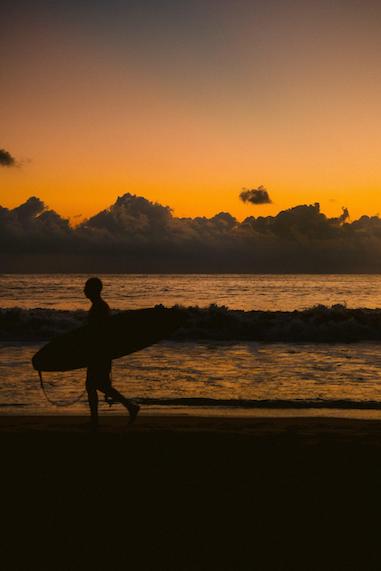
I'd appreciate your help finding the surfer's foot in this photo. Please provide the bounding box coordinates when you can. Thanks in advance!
[104,394,114,407]
[127,402,140,425]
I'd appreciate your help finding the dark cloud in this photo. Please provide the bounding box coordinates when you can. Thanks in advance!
[0,196,72,256]
[2,193,381,272]
[0,149,16,167]
[240,186,272,205]
[333,207,350,224]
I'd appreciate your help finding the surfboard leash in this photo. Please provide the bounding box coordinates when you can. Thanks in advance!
[38,371,87,408]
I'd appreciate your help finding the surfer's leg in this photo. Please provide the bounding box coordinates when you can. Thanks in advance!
[104,386,140,424]
[86,375,99,428]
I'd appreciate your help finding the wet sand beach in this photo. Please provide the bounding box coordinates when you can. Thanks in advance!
[2,414,381,570]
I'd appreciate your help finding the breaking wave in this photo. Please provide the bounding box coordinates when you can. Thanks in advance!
[0,307,86,341]
[2,304,381,343]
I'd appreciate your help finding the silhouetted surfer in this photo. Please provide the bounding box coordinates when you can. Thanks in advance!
[84,277,140,429]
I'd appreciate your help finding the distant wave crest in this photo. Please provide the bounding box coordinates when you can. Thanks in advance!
[0,307,86,341]
[2,304,381,343]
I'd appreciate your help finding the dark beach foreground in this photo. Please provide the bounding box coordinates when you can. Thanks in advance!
[2,415,381,570]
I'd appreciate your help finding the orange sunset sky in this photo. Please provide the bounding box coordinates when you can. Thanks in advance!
[1,0,381,223]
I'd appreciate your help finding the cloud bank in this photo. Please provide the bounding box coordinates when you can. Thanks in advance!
[240,186,272,205]
[2,193,381,272]
[0,149,16,167]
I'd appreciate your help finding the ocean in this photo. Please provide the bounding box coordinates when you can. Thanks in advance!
[2,273,381,417]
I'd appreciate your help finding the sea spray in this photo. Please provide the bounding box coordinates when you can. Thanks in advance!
[2,304,381,343]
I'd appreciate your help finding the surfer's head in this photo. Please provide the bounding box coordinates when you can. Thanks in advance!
[84,277,103,300]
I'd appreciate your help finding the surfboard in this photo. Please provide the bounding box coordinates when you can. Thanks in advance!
[32,307,185,372]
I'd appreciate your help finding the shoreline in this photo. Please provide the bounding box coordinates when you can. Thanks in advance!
[3,405,381,420]
[3,412,381,434]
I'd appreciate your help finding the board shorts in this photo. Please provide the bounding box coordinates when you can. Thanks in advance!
[86,359,112,392]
